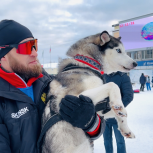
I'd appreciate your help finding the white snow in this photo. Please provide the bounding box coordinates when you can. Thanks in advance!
[94,84,153,153]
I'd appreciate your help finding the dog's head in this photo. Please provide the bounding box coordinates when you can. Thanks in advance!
[99,31,137,73]
[66,31,137,73]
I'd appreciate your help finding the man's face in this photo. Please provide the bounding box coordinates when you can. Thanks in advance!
[5,38,42,79]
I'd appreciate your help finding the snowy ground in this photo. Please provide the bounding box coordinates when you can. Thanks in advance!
[94,84,153,153]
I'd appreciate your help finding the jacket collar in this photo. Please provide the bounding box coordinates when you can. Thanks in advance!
[0,66,43,88]
[0,68,52,105]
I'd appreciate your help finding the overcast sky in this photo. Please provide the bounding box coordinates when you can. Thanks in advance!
[0,0,153,63]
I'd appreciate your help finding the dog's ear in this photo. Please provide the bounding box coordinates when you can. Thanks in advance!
[100,31,110,46]
[118,37,121,40]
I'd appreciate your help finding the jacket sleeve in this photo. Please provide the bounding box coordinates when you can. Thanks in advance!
[86,116,106,140]
[120,74,134,107]
[0,102,11,153]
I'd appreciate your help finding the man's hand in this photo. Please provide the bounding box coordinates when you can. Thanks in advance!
[95,97,111,114]
[59,95,97,132]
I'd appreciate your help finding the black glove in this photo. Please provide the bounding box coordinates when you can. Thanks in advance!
[59,95,97,132]
[95,97,111,114]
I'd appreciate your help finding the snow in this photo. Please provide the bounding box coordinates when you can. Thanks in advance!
[94,84,153,153]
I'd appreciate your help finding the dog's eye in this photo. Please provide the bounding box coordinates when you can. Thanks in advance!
[116,49,121,53]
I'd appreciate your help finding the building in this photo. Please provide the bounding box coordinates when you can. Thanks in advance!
[42,63,58,75]
[112,13,153,83]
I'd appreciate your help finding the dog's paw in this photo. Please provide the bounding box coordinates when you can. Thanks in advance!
[113,105,123,110]
[117,111,127,117]
[112,105,127,117]
[118,125,135,139]
[121,131,135,139]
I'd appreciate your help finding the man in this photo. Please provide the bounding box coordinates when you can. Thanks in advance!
[139,73,146,91]
[102,71,133,153]
[0,19,107,153]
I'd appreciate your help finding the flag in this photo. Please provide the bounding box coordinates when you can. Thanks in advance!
[49,47,51,53]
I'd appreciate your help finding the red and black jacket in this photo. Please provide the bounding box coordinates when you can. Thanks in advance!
[0,68,53,153]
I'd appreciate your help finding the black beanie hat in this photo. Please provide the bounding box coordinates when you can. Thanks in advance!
[0,19,34,59]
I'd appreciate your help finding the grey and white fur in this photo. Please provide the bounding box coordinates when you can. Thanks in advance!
[41,31,137,153]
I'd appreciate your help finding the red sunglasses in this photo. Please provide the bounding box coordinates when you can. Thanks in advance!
[0,39,38,55]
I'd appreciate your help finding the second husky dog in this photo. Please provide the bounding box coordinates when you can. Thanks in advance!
[41,31,137,153]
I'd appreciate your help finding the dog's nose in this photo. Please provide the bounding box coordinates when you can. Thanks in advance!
[133,62,137,67]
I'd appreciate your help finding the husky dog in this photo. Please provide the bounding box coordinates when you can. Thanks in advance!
[41,31,137,153]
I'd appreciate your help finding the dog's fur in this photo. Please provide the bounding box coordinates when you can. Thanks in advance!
[42,31,137,153]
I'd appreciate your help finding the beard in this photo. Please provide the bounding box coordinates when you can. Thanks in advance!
[8,55,42,81]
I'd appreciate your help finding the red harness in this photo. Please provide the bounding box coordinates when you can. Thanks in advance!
[74,54,104,74]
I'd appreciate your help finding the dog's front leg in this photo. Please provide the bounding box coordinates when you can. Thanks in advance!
[80,82,121,105]
[80,82,135,138]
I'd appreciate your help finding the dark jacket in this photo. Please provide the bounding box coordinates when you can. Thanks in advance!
[103,71,133,124]
[152,77,153,83]
[0,69,53,153]
[139,74,146,84]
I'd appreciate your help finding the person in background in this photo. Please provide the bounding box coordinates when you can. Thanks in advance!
[139,73,146,91]
[146,76,151,91]
[0,19,108,153]
[102,71,134,153]
[151,76,153,87]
